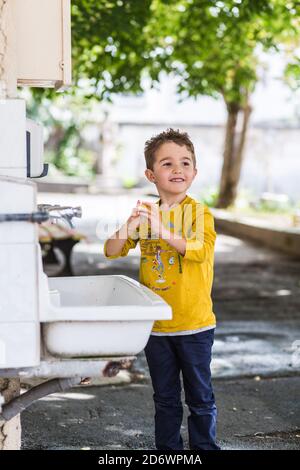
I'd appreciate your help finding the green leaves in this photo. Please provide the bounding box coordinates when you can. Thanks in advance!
[25,1,300,108]
[146,0,300,106]
[71,0,153,100]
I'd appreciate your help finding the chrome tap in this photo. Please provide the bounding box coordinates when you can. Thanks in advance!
[38,204,82,228]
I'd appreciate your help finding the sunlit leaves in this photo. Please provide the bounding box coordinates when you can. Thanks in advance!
[147,0,300,106]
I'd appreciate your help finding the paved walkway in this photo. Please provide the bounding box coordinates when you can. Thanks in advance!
[21,192,300,449]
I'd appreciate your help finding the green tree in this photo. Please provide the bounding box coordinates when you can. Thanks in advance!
[71,0,153,98]
[146,0,300,207]
[29,1,300,198]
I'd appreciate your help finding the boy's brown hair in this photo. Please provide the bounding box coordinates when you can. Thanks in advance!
[144,128,197,171]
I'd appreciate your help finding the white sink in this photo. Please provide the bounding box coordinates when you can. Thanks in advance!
[41,275,172,358]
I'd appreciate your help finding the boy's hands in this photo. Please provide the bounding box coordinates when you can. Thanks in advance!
[125,199,171,239]
[138,200,187,255]
[137,200,165,238]
[125,200,163,239]
[125,199,186,254]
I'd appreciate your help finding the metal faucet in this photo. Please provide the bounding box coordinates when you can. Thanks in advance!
[38,204,82,229]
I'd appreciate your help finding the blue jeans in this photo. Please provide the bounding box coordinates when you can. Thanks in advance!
[144,329,220,450]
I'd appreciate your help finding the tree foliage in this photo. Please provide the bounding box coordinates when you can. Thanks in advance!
[26,1,300,199]
[31,0,300,106]
[71,0,153,99]
[147,0,300,107]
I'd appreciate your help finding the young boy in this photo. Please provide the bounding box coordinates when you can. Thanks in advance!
[103,128,220,451]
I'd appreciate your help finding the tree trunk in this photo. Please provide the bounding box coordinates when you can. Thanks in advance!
[93,123,104,175]
[216,99,252,208]
[0,378,21,450]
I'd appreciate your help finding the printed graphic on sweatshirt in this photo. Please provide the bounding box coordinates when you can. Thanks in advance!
[140,239,182,290]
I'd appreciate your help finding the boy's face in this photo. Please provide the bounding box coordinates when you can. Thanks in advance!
[145,141,197,196]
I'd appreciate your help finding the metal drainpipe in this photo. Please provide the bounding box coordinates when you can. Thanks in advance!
[0,377,82,422]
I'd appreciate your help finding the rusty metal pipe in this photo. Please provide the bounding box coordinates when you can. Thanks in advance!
[0,377,81,422]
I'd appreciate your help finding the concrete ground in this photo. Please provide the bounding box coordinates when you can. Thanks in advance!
[21,376,300,450]
[21,192,300,450]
